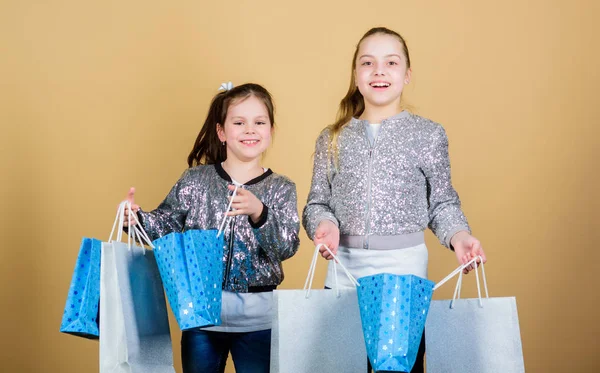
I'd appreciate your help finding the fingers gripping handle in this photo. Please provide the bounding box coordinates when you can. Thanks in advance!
[433,256,489,308]
[108,200,155,252]
[217,185,239,237]
[303,244,360,298]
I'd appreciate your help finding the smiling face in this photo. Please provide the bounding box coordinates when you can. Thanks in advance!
[354,33,412,114]
[217,94,273,163]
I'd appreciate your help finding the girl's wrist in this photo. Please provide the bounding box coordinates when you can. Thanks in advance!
[250,203,266,223]
[450,230,470,248]
[250,212,261,223]
[249,204,268,228]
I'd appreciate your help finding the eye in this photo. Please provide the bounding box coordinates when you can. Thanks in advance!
[361,61,372,66]
[388,61,398,66]
[256,121,267,125]
[233,121,244,126]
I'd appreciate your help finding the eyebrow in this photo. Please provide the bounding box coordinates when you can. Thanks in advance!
[230,115,269,120]
[359,54,402,59]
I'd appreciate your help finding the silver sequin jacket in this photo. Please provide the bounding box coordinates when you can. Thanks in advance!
[139,163,300,292]
[302,111,470,249]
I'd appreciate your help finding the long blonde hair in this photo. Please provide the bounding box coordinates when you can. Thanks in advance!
[327,27,411,164]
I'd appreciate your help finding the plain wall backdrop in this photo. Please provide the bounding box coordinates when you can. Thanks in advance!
[1,0,598,372]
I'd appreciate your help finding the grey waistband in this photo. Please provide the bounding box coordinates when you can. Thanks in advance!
[339,231,425,250]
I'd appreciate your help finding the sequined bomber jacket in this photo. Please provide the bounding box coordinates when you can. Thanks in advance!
[302,111,470,249]
[139,163,300,293]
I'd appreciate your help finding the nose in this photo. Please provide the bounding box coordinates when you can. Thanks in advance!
[374,61,385,76]
[245,123,256,134]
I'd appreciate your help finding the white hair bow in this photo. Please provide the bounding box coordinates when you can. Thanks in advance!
[219,81,234,91]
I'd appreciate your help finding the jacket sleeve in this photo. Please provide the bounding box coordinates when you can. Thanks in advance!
[137,169,191,240]
[302,130,339,240]
[252,178,300,262]
[422,125,471,248]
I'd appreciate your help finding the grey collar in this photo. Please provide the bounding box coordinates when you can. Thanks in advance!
[350,110,411,127]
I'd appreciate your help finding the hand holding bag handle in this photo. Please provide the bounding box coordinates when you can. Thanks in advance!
[108,200,155,253]
[303,244,360,299]
[433,256,489,308]
[217,184,239,237]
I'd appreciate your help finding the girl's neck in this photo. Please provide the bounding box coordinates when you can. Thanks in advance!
[221,157,264,184]
[360,102,403,123]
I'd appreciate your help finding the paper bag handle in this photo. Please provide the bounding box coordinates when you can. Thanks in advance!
[303,244,359,299]
[217,184,239,237]
[433,256,489,308]
[108,200,155,252]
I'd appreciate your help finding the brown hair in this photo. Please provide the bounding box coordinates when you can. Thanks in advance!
[187,83,275,167]
[328,27,411,162]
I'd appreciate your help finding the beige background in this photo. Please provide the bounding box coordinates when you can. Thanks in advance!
[1,0,599,372]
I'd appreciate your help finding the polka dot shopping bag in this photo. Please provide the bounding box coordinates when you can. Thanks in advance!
[151,186,239,330]
[357,273,435,372]
[152,229,225,330]
[60,237,102,339]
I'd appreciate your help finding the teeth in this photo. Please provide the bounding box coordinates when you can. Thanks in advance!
[242,140,259,144]
[371,83,390,87]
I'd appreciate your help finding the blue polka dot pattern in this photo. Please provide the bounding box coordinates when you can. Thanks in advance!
[60,237,102,339]
[153,229,224,330]
[357,273,434,372]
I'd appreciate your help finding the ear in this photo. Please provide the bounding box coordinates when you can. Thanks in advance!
[404,68,412,85]
[216,123,226,142]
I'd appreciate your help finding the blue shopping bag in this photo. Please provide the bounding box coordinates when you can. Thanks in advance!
[60,237,102,339]
[153,229,225,330]
[357,273,434,372]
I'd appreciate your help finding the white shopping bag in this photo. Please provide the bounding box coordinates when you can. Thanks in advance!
[270,244,368,373]
[426,258,525,373]
[99,201,176,373]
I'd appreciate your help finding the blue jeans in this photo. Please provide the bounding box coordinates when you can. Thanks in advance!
[181,329,271,373]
